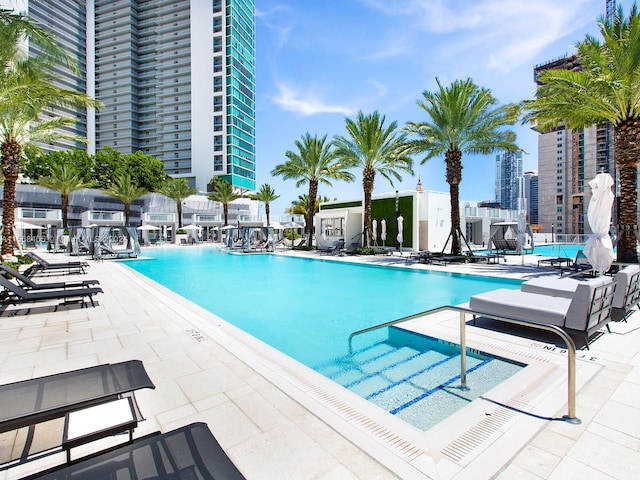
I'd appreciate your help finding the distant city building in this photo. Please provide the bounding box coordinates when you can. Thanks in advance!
[495,151,523,211]
[4,0,256,193]
[533,55,615,237]
[523,171,539,225]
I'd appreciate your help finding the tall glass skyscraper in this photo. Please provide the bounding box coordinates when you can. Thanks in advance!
[4,0,256,192]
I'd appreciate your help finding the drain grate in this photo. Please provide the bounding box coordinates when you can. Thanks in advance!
[291,375,425,461]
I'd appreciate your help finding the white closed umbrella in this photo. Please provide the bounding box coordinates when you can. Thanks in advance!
[397,215,404,252]
[584,172,615,274]
[372,219,377,245]
[381,219,387,247]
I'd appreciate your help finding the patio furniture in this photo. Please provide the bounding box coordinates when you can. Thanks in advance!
[24,252,89,276]
[469,278,616,347]
[522,265,640,322]
[0,275,103,308]
[24,422,246,480]
[0,360,155,435]
[537,257,572,268]
[559,250,595,277]
[0,264,99,290]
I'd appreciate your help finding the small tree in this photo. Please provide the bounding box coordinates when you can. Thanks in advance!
[251,183,279,226]
[37,164,93,228]
[207,177,241,225]
[161,178,197,228]
[102,173,148,226]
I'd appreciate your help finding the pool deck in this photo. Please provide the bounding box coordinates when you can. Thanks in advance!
[1,246,639,479]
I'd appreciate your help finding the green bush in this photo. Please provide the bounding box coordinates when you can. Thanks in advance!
[176,229,187,234]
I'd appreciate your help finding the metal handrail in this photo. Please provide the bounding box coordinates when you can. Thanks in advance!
[348,305,581,424]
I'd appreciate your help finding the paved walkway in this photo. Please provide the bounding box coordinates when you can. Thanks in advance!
[0,247,638,479]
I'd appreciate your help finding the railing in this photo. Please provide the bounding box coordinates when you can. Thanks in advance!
[348,305,581,424]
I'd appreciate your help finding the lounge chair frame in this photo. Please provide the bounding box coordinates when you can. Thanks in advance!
[22,422,246,480]
[0,275,102,308]
[0,264,98,291]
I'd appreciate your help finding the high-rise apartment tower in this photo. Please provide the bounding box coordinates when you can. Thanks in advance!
[495,150,523,211]
[4,0,256,192]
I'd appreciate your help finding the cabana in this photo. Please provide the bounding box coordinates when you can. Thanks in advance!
[489,221,534,254]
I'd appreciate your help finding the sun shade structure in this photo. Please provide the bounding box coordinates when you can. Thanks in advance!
[584,172,615,274]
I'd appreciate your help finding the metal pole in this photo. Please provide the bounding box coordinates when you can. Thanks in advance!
[460,311,468,390]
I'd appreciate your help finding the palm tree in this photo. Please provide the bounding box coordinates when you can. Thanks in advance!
[272,133,354,247]
[251,183,279,226]
[286,194,330,217]
[403,79,520,255]
[36,164,93,228]
[161,178,197,228]
[333,111,413,248]
[524,5,640,263]
[0,11,101,256]
[207,177,241,225]
[102,173,148,226]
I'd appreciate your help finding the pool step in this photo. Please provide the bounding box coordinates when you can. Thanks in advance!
[314,341,495,428]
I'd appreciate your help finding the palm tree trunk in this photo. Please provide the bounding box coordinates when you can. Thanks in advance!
[446,149,463,255]
[223,204,228,225]
[1,138,22,256]
[265,203,271,226]
[1,178,17,256]
[177,201,183,228]
[617,164,638,262]
[614,123,640,263]
[363,167,375,248]
[124,202,131,226]
[61,194,69,229]
[307,180,318,247]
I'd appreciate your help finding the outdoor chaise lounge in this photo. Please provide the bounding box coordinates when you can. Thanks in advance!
[559,250,594,277]
[0,360,155,435]
[25,252,89,276]
[319,239,345,255]
[0,275,102,308]
[469,277,616,347]
[23,422,246,480]
[0,361,155,469]
[0,264,99,290]
[522,265,640,322]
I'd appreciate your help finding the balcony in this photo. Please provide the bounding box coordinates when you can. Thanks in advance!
[82,210,125,226]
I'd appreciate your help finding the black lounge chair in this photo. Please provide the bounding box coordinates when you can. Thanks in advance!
[25,252,88,276]
[560,250,594,277]
[0,360,155,434]
[0,275,102,308]
[320,239,345,255]
[23,422,246,480]
[0,264,99,290]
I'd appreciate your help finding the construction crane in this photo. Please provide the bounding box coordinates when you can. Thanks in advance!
[605,0,617,22]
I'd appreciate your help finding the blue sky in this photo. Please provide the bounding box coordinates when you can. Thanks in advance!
[254,0,634,216]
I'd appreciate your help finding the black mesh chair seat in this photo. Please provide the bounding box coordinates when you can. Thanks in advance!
[0,360,155,433]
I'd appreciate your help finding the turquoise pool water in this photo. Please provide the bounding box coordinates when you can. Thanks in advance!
[124,248,520,365]
[534,243,586,259]
[124,249,523,430]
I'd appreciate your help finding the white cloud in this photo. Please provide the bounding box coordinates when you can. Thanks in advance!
[366,79,388,97]
[271,82,355,116]
[362,0,598,73]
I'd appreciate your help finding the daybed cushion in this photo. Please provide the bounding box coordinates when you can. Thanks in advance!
[470,276,614,331]
[521,276,609,299]
[612,265,640,308]
[469,289,571,327]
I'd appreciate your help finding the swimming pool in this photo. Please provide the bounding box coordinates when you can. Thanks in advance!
[534,243,586,258]
[124,248,523,430]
